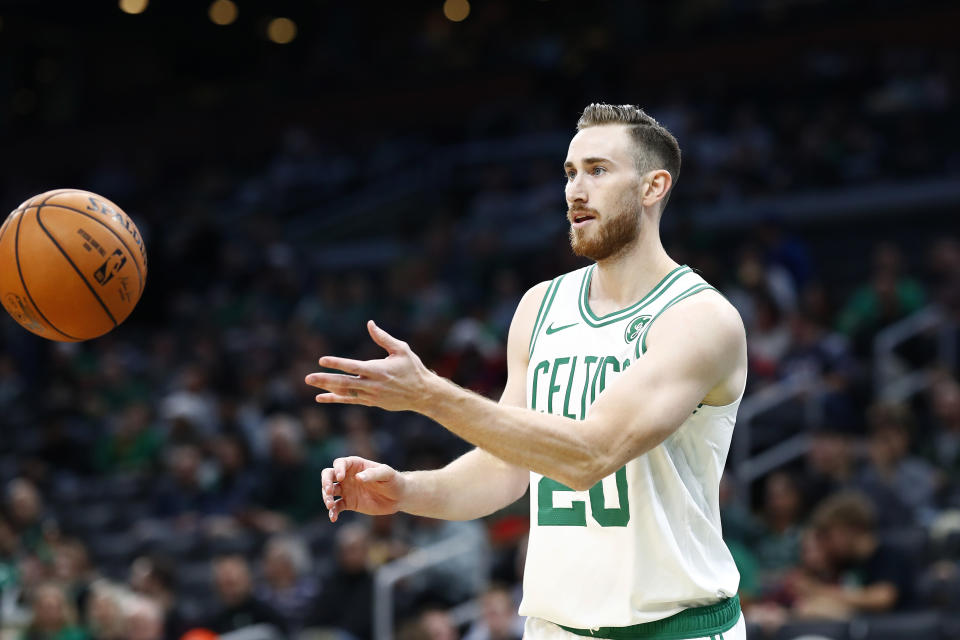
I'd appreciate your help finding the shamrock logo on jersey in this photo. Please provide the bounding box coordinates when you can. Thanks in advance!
[624,314,651,343]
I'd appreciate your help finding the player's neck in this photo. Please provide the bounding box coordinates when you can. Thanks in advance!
[591,230,678,313]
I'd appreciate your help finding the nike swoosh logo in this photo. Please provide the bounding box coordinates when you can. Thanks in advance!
[545,321,578,335]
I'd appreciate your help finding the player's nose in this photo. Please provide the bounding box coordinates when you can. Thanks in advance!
[565,174,588,204]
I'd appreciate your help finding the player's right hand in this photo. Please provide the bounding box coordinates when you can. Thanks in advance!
[321,456,405,523]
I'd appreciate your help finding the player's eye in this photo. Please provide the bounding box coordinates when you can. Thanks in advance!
[592,166,606,176]
[565,170,576,181]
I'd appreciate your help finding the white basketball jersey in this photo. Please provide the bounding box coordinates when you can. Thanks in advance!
[519,264,741,630]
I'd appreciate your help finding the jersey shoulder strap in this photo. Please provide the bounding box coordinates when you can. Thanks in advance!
[528,267,588,357]
[636,270,719,356]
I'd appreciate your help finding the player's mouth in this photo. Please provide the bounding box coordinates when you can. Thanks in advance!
[570,210,597,228]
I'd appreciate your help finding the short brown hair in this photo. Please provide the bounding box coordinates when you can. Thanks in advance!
[811,492,876,533]
[576,103,682,210]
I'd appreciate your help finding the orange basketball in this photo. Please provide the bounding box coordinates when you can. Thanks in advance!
[0,188,147,341]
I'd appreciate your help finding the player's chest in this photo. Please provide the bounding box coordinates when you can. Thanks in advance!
[527,314,652,418]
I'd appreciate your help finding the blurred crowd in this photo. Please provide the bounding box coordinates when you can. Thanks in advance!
[1,2,960,640]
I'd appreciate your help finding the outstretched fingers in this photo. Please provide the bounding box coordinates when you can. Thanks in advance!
[316,355,374,376]
[315,392,369,406]
[305,371,365,393]
[367,319,407,354]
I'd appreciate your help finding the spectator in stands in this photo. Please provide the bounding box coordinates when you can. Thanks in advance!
[5,478,48,555]
[855,402,939,527]
[256,534,317,632]
[399,606,460,640]
[922,377,960,483]
[159,365,219,442]
[124,596,164,640]
[836,242,926,356]
[367,513,410,568]
[84,581,126,640]
[799,426,858,509]
[208,554,287,637]
[93,402,163,475]
[248,414,326,533]
[128,555,191,640]
[300,406,343,467]
[49,539,95,618]
[0,514,22,603]
[462,584,524,640]
[746,527,838,633]
[308,524,373,639]
[715,476,762,605]
[757,219,813,294]
[341,408,389,468]
[150,445,217,528]
[746,292,791,382]
[753,472,805,580]
[796,492,913,618]
[20,582,88,640]
[206,432,257,534]
[780,310,860,428]
[726,245,798,334]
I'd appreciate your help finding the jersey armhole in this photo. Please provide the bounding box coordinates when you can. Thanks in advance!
[636,284,719,357]
[528,276,564,358]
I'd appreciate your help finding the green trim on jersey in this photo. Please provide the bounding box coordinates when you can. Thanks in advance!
[578,265,692,328]
[637,284,718,357]
[529,275,565,357]
[558,595,740,640]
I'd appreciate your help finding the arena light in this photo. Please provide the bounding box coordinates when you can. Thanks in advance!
[267,17,297,44]
[209,0,237,26]
[118,0,149,15]
[443,0,470,22]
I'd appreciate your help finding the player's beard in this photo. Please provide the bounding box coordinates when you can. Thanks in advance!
[569,193,642,262]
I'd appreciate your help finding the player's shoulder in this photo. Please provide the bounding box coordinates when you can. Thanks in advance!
[514,280,552,323]
[646,286,745,354]
[512,267,590,343]
[522,279,552,305]
[505,280,552,352]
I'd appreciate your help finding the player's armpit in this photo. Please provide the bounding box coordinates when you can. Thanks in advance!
[576,291,746,487]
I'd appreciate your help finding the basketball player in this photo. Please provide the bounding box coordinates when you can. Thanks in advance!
[305,104,748,640]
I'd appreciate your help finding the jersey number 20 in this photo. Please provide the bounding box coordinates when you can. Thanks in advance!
[537,468,630,527]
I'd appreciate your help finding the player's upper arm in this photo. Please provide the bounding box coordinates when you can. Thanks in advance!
[579,290,746,486]
[500,280,552,408]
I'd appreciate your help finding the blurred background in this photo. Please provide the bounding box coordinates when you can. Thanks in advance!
[0,0,959,639]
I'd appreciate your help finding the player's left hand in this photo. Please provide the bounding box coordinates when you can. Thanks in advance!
[304,320,435,412]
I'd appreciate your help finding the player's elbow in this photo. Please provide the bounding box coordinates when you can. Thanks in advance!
[563,474,596,493]
[570,416,673,490]
[563,444,614,492]
[571,458,620,491]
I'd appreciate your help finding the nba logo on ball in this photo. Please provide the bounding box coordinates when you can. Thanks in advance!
[0,189,147,342]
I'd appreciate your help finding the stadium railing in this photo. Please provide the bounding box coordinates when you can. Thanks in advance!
[873,304,957,401]
[373,532,482,640]
[732,372,824,504]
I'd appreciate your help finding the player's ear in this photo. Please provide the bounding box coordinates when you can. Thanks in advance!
[640,169,672,208]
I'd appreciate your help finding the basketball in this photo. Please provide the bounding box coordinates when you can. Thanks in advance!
[0,188,147,342]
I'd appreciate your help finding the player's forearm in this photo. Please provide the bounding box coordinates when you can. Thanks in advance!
[397,448,528,520]
[420,377,608,491]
